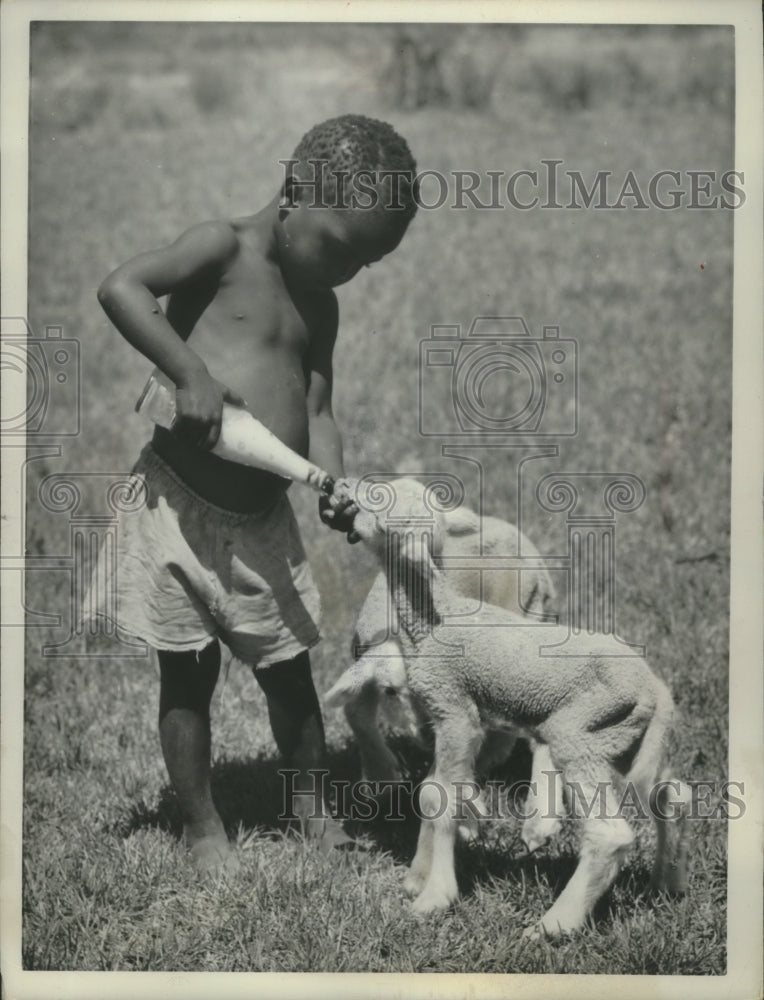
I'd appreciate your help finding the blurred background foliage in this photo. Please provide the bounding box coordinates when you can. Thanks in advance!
[30,22,733,131]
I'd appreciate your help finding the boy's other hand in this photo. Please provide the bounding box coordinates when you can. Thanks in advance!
[319,477,359,543]
[173,370,246,451]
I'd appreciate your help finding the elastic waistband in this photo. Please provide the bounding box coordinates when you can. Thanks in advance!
[136,443,282,524]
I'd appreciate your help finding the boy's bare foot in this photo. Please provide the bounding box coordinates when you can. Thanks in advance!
[184,828,241,875]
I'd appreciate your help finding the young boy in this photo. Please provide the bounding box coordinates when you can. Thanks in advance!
[93,114,418,872]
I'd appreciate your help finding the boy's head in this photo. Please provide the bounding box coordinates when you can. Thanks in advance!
[288,114,419,220]
[278,114,418,289]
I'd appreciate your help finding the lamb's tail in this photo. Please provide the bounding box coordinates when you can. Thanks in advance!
[626,680,676,801]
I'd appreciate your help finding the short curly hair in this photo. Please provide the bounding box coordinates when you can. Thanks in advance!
[287,114,418,220]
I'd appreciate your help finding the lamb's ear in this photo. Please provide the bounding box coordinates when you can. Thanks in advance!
[324,658,377,708]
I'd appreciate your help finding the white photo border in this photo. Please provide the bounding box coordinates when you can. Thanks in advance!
[1,1,761,998]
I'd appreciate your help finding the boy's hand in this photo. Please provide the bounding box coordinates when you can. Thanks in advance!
[173,369,246,450]
[319,477,360,543]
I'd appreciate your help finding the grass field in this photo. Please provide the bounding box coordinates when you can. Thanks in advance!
[20,23,733,974]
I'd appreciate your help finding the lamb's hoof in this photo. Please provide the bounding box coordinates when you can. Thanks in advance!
[411,886,458,914]
[521,815,562,853]
[522,908,583,941]
[457,821,479,843]
[522,920,569,943]
[403,870,426,897]
[521,922,547,943]
[302,816,356,853]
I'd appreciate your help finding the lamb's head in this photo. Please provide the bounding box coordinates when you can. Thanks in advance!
[338,477,446,567]
[324,644,423,740]
[324,643,426,784]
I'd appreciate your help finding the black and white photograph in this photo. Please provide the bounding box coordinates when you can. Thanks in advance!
[1,1,761,996]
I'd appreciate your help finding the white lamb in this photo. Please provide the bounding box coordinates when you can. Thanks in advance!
[326,497,564,852]
[334,478,691,939]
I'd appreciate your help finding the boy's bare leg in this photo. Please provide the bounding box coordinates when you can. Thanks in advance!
[254,651,352,846]
[158,642,239,872]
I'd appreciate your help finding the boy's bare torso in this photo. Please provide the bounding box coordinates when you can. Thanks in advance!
[153,214,332,512]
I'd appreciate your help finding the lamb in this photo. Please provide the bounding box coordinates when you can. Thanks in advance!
[326,498,564,853]
[335,477,691,939]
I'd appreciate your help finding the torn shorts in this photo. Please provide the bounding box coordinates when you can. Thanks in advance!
[84,444,322,666]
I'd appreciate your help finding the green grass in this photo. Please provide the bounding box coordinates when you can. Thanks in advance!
[20,23,732,973]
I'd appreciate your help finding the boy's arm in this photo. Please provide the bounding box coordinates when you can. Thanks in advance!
[306,294,358,539]
[305,292,344,478]
[97,222,244,449]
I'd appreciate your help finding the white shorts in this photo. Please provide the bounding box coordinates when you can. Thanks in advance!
[83,445,322,665]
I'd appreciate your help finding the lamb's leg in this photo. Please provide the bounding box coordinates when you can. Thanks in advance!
[411,714,483,914]
[524,772,634,939]
[521,741,565,852]
[650,777,691,893]
[404,766,435,897]
[406,749,485,898]
[411,778,460,913]
[344,693,404,785]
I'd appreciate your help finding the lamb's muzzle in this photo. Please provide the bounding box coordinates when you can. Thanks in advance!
[346,477,691,938]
